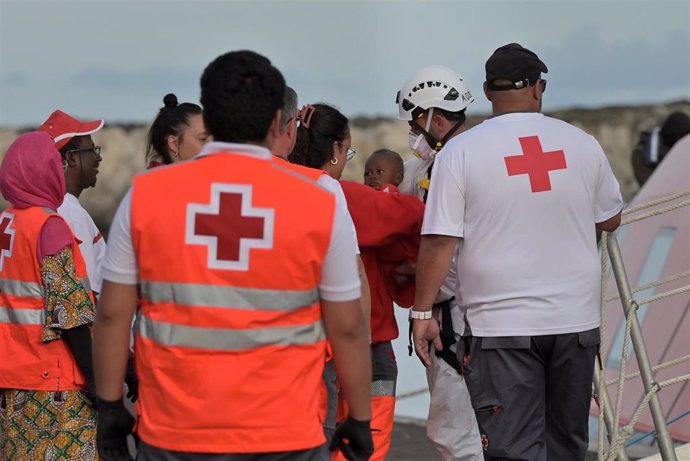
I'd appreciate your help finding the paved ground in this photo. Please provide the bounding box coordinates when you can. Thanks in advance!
[120,410,639,459]
[389,420,441,460]
[390,421,608,460]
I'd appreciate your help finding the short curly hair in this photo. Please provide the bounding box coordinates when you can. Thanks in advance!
[200,50,286,144]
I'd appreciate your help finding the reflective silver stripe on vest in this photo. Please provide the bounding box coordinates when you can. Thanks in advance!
[0,306,45,325]
[138,314,325,351]
[371,379,396,397]
[0,278,43,298]
[139,280,319,311]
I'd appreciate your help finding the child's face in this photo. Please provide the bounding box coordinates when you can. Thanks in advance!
[364,155,403,190]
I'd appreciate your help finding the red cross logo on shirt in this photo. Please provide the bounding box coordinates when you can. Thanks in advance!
[186,184,274,271]
[504,136,567,192]
[0,213,16,271]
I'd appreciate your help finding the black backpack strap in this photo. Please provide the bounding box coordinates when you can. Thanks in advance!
[408,317,414,357]
[433,297,462,374]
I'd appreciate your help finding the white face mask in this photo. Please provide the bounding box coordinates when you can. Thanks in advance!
[408,132,437,161]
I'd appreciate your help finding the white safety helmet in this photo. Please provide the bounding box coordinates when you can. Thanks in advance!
[396,65,474,121]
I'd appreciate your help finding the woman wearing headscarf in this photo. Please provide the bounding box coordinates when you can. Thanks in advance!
[0,132,102,460]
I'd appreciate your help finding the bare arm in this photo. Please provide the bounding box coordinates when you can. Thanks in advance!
[356,255,372,341]
[596,211,622,233]
[412,234,459,367]
[93,280,138,401]
[322,298,372,421]
[413,235,458,312]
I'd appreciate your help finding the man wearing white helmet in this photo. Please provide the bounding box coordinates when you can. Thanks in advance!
[396,66,482,461]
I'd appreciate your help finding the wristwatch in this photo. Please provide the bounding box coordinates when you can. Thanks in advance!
[409,309,433,320]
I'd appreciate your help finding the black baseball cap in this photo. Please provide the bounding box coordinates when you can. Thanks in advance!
[485,43,548,91]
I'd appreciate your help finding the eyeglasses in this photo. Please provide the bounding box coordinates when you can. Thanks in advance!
[65,145,101,158]
[540,79,547,93]
[335,141,357,162]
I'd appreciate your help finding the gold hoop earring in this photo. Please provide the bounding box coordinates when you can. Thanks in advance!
[330,157,338,165]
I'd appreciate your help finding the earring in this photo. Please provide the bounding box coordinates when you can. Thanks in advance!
[172,151,179,159]
[330,157,338,165]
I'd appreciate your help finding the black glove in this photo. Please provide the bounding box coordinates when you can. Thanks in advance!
[83,380,97,407]
[63,324,97,408]
[330,416,374,461]
[96,398,135,461]
[124,357,138,402]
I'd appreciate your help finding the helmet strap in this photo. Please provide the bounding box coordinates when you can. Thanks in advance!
[417,108,464,151]
[416,108,441,151]
[439,119,465,147]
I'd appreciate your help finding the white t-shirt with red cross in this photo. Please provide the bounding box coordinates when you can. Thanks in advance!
[422,112,623,336]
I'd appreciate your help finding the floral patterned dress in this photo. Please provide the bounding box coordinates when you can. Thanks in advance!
[0,246,98,460]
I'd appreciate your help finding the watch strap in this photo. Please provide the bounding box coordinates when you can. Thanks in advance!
[410,309,432,320]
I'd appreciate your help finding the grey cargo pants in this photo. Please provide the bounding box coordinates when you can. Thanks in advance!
[463,328,599,461]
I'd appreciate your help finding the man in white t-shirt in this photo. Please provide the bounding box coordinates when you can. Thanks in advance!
[38,110,106,296]
[396,66,482,460]
[411,43,623,460]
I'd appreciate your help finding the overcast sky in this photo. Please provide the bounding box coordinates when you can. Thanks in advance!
[1,0,688,127]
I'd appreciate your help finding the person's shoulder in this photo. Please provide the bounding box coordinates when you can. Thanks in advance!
[276,164,340,202]
[58,194,90,223]
[404,156,420,166]
[315,173,342,194]
[39,215,74,251]
[437,130,476,164]
[541,115,594,139]
[271,157,328,188]
[444,122,489,150]
[43,214,71,234]
[132,160,181,189]
[403,156,428,172]
[537,115,603,153]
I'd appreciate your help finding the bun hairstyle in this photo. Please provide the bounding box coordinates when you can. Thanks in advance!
[146,93,202,165]
[163,93,179,108]
[288,103,348,169]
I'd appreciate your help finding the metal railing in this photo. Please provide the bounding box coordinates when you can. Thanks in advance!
[596,189,690,461]
[397,190,690,461]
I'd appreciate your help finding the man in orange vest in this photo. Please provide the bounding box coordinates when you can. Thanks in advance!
[92,50,374,461]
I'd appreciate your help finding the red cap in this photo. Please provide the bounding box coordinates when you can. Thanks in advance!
[38,110,104,150]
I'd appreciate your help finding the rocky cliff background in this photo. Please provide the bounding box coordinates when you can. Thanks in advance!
[1,100,688,235]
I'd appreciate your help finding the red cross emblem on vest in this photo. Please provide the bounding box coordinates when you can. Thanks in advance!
[0,213,16,271]
[504,136,567,192]
[186,184,274,271]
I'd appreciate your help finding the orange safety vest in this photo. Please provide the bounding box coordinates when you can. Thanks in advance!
[131,149,336,454]
[272,156,325,181]
[0,206,92,391]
